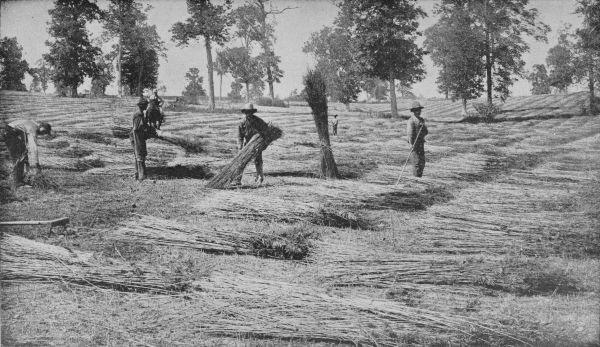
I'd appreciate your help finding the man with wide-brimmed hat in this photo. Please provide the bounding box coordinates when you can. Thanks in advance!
[130,98,153,180]
[235,103,270,185]
[406,101,428,177]
[4,119,52,187]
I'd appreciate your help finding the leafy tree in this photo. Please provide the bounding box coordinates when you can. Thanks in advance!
[247,78,265,100]
[425,3,486,116]
[575,0,600,112]
[171,0,233,111]
[91,54,114,96]
[527,64,551,95]
[544,26,578,94]
[466,0,550,105]
[0,37,29,91]
[253,0,287,101]
[32,59,52,94]
[121,23,165,96]
[44,0,102,97]
[219,46,263,102]
[102,0,143,97]
[304,69,339,179]
[182,67,206,103]
[362,78,388,102]
[214,50,227,100]
[339,0,426,117]
[303,26,361,109]
[228,81,243,100]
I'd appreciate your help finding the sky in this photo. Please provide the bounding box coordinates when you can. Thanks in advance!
[0,0,586,99]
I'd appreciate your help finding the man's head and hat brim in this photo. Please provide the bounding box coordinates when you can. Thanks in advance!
[410,101,424,112]
[241,103,257,113]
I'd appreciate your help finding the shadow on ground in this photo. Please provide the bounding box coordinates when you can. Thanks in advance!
[361,186,454,211]
[147,165,213,179]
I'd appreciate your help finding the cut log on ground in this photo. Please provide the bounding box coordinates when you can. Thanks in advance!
[206,123,282,188]
[0,233,187,294]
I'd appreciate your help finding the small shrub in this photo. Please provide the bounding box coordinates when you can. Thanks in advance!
[255,96,288,108]
[250,224,318,260]
[472,102,502,121]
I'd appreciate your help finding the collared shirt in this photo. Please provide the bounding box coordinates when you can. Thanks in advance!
[237,113,269,149]
[406,115,428,146]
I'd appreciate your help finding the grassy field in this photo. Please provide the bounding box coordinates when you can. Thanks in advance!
[1,90,599,346]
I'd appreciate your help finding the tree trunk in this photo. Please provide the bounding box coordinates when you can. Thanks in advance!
[117,34,123,98]
[219,73,223,101]
[204,37,215,111]
[389,76,398,117]
[589,53,596,113]
[267,66,275,100]
[484,0,493,107]
[314,112,339,179]
[136,62,144,97]
[71,85,77,97]
[461,98,468,117]
[245,82,250,102]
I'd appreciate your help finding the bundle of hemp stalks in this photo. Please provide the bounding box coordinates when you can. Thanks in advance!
[206,123,282,188]
[112,117,203,153]
[0,234,187,294]
[114,215,256,254]
[114,215,313,259]
[147,273,527,346]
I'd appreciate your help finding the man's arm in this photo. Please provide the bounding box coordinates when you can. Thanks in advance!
[237,122,245,150]
[407,120,416,146]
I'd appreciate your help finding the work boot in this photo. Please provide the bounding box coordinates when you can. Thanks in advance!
[255,175,264,185]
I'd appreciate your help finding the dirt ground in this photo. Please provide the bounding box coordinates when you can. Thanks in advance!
[1,91,599,346]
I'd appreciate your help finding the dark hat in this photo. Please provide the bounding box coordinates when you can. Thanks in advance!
[137,98,149,107]
[37,122,51,136]
[241,103,257,113]
[409,101,424,112]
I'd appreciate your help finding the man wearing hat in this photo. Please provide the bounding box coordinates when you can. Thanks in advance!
[4,119,52,187]
[130,98,154,181]
[406,101,428,177]
[236,103,270,185]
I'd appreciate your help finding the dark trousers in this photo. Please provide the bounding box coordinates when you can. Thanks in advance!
[409,143,425,177]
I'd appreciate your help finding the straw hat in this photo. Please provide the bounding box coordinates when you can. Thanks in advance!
[241,103,257,113]
[409,101,424,112]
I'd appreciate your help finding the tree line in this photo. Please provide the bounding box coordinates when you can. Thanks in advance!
[1,0,598,113]
[303,0,599,116]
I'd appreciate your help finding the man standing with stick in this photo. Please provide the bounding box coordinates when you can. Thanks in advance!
[405,101,428,178]
[130,98,154,181]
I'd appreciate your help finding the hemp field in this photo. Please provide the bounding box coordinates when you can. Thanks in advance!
[1,90,599,346]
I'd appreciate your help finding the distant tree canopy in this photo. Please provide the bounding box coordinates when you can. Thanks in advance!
[91,54,114,96]
[29,59,52,94]
[0,37,29,91]
[44,0,102,97]
[425,2,486,115]
[121,22,165,96]
[218,46,263,102]
[527,64,551,95]
[303,25,361,107]
[228,81,243,100]
[182,67,206,103]
[339,0,426,116]
[171,0,233,111]
[362,78,388,102]
[102,0,145,97]
[576,0,600,112]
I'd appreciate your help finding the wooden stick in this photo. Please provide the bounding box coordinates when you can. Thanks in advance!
[0,217,70,227]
